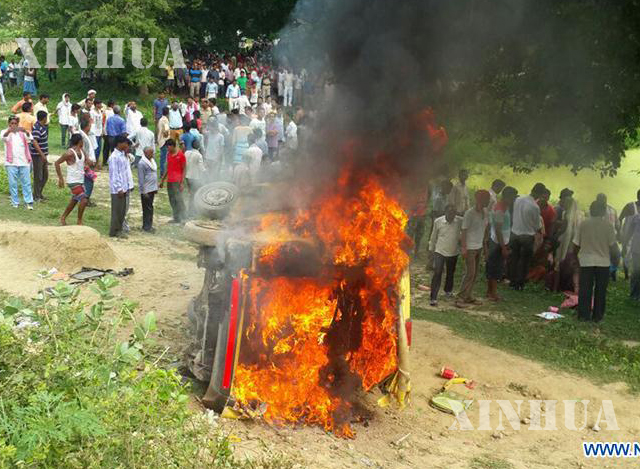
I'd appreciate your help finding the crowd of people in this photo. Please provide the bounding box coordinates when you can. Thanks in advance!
[410,170,639,323]
[0,52,307,239]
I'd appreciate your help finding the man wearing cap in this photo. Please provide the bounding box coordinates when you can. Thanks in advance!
[457,190,490,306]
[79,90,96,108]
[510,183,545,290]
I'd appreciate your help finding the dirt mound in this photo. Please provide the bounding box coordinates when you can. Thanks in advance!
[0,224,117,271]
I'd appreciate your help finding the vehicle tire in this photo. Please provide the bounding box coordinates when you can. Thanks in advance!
[193,182,239,219]
[183,220,225,246]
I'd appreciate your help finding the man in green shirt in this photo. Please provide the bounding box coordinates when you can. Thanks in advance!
[237,70,248,92]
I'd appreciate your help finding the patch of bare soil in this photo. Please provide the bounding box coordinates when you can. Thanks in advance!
[1,221,638,468]
[214,319,640,468]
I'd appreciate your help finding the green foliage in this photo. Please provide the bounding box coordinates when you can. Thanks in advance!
[0,277,253,468]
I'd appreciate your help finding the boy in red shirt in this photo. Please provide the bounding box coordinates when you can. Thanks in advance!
[160,138,186,223]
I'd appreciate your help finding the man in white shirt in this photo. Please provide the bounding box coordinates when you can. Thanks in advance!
[226,80,241,111]
[510,182,546,290]
[250,107,267,137]
[428,205,462,306]
[284,70,294,107]
[245,133,263,184]
[457,190,491,305]
[125,101,143,138]
[2,116,34,209]
[206,77,218,101]
[236,89,251,115]
[286,117,298,151]
[203,119,224,180]
[168,101,184,142]
[91,99,105,167]
[448,169,471,216]
[185,139,205,216]
[56,93,72,147]
[132,117,155,167]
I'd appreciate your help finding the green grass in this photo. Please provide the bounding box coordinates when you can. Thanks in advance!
[412,270,640,392]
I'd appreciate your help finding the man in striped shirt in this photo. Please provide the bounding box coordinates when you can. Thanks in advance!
[30,111,49,202]
[108,136,131,238]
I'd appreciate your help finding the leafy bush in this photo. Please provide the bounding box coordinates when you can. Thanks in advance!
[0,275,249,468]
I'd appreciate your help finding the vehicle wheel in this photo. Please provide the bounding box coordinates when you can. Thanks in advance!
[183,220,225,246]
[193,182,239,220]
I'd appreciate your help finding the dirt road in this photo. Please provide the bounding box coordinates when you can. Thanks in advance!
[0,221,637,468]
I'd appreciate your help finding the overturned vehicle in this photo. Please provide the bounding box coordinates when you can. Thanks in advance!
[183,179,412,435]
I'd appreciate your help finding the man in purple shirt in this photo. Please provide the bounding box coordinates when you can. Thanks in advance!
[108,135,131,238]
[265,112,279,162]
[105,105,126,165]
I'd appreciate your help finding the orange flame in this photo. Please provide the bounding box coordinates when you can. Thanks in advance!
[233,163,410,436]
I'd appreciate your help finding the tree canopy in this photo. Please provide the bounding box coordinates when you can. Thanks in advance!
[4,0,640,171]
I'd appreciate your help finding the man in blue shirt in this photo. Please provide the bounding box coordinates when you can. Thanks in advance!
[189,64,202,98]
[105,105,127,165]
[180,121,201,151]
[153,92,168,129]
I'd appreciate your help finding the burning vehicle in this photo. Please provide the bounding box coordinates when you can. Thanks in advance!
[183,165,412,437]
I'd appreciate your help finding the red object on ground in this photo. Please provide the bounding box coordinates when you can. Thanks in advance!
[440,366,458,380]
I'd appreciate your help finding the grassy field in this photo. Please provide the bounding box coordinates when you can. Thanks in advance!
[1,68,639,395]
[410,241,640,393]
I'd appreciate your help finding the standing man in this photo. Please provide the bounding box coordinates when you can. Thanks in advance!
[428,204,462,306]
[486,186,518,301]
[56,93,72,147]
[161,139,186,224]
[137,147,158,233]
[184,139,205,216]
[125,101,143,139]
[157,106,170,177]
[30,111,49,202]
[538,188,557,239]
[449,169,471,216]
[1,116,34,209]
[226,80,241,111]
[33,94,50,124]
[510,183,546,290]
[456,190,490,306]
[91,99,105,168]
[18,102,36,134]
[284,69,294,107]
[574,201,617,322]
[189,63,202,98]
[596,193,620,281]
[54,134,88,225]
[105,105,126,165]
[108,135,131,238]
[488,179,506,211]
[168,101,184,142]
[203,118,224,181]
[153,92,168,135]
[78,116,97,203]
[132,117,155,167]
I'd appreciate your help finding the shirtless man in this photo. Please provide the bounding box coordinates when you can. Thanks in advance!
[54,134,89,225]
